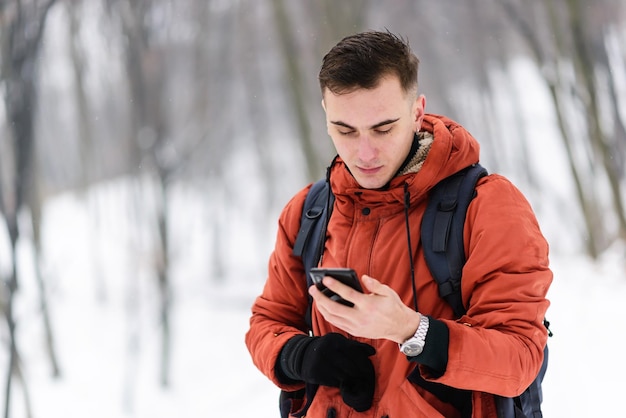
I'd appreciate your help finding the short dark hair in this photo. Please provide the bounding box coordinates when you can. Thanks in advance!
[318,30,419,96]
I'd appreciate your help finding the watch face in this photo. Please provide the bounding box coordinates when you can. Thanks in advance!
[402,342,423,357]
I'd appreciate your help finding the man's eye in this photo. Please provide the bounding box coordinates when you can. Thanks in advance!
[338,130,355,136]
[375,128,392,135]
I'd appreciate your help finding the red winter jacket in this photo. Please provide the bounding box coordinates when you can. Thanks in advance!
[246,114,552,417]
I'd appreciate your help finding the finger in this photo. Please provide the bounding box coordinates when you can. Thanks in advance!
[308,285,332,316]
[361,275,389,295]
[309,284,358,331]
[322,276,364,305]
[308,283,351,315]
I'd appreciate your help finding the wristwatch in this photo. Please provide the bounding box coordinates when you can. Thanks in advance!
[399,315,429,356]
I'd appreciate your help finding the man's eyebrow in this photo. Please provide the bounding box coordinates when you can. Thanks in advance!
[330,118,400,130]
[330,120,355,130]
[371,118,400,129]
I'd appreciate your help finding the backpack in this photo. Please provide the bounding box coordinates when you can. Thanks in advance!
[286,163,550,418]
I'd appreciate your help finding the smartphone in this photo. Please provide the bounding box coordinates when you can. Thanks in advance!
[309,268,363,307]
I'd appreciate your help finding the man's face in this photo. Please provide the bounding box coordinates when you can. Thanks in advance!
[323,76,425,189]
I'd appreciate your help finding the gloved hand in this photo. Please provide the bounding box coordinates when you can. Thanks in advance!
[277,333,376,412]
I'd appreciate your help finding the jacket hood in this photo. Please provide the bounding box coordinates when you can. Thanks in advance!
[329,113,481,206]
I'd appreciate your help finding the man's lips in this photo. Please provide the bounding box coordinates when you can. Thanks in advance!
[357,166,382,175]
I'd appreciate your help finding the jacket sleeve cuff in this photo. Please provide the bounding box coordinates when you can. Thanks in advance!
[275,334,311,384]
[408,316,449,377]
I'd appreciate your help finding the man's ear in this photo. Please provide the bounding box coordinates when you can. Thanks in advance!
[414,94,426,127]
[321,99,326,112]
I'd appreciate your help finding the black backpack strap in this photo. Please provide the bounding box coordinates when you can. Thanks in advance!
[292,178,335,331]
[421,163,488,317]
[421,163,551,418]
[293,179,335,287]
[410,163,486,417]
[293,180,330,273]
[281,179,333,417]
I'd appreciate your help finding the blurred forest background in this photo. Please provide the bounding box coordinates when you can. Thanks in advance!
[0,0,625,417]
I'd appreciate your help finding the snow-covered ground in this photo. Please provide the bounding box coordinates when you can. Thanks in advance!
[1,181,624,418]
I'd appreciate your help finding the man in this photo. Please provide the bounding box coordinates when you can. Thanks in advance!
[246,31,552,418]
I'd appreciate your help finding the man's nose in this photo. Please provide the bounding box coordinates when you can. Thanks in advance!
[356,135,377,162]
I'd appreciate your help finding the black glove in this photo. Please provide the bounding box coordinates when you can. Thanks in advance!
[277,333,376,412]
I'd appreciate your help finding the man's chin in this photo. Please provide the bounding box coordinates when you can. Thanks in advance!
[354,176,389,190]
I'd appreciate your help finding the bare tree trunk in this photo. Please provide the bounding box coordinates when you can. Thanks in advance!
[67,0,109,303]
[2,212,34,418]
[270,0,318,181]
[0,1,57,416]
[67,0,94,191]
[546,0,603,257]
[122,180,143,413]
[190,2,231,281]
[566,0,626,241]
[156,174,171,387]
[601,31,626,181]
[116,0,175,388]
[501,0,602,257]
[11,355,33,418]
[3,235,19,418]
[271,0,369,181]
[236,3,278,209]
[31,193,61,378]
